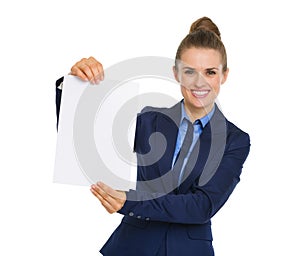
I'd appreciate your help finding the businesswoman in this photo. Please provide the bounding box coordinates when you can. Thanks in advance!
[56,17,250,256]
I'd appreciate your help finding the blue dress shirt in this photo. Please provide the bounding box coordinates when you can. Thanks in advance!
[172,102,215,186]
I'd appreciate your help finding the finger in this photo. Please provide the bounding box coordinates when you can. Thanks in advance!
[86,57,104,83]
[100,195,123,214]
[90,187,117,213]
[99,196,116,214]
[70,65,89,81]
[97,182,125,200]
[90,186,101,198]
[90,186,112,207]
[76,62,95,82]
[91,188,117,213]
[97,182,114,195]
[70,57,97,83]
[91,184,125,211]
[91,184,112,204]
[90,184,107,199]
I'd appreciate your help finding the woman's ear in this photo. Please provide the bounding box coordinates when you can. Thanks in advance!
[221,68,229,84]
[173,66,180,83]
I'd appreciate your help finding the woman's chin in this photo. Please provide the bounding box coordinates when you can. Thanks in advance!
[187,99,214,112]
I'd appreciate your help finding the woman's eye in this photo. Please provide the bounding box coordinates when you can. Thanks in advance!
[207,70,216,76]
[184,70,195,75]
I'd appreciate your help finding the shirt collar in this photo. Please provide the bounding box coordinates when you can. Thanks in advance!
[180,101,215,128]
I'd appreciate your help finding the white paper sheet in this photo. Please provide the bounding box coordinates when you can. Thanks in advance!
[53,75,139,190]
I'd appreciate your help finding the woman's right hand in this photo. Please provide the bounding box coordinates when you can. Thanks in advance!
[70,56,104,84]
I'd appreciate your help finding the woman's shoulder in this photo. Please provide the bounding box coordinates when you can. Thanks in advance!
[138,102,182,122]
[225,119,250,148]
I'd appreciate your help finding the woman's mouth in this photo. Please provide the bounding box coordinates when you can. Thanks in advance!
[191,89,210,98]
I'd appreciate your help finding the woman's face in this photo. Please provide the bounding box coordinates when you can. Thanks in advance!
[174,47,228,117]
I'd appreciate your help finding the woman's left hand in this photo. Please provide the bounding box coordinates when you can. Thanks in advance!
[90,182,126,214]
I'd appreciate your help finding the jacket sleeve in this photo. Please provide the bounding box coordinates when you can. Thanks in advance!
[55,76,64,130]
[118,130,250,225]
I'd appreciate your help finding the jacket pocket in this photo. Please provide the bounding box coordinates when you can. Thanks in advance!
[187,223,213,241]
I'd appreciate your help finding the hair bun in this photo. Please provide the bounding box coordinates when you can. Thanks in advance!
[189,16,221,39]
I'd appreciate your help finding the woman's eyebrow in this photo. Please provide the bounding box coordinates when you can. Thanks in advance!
[182,66,220,71]
[182,66,195,70]
[206,67,219,70]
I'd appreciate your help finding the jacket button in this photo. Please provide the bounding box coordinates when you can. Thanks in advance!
[129,212,134,217]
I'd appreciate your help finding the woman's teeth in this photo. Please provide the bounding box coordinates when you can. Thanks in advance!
[191,90,209,96]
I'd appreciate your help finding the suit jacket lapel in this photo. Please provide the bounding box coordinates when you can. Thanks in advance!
[155,101,182,176]
[150,102,227,193]
[178,105,227,192]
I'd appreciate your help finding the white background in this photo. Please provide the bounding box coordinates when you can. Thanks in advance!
[1,0,299,255]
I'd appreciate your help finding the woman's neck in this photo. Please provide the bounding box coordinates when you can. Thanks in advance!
[183,102,214,123]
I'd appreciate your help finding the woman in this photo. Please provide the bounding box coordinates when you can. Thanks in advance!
[56,17,250,256]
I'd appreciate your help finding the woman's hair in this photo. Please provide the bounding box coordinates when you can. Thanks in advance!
[175,17,227,72]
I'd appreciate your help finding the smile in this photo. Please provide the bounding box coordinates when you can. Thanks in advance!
[191,90,210,98]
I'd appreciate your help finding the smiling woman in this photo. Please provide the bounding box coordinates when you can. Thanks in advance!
[174,48,228,122]
[56,16,251,256]
[173,18,228,122]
